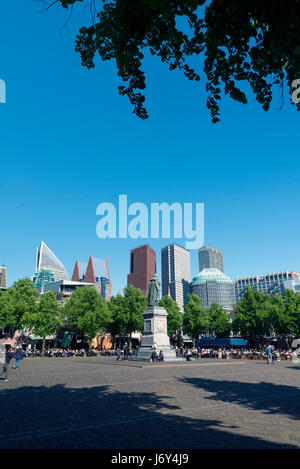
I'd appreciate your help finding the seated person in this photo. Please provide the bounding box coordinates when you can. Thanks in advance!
[158,350,164,362]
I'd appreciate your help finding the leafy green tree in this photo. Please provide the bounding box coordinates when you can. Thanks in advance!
[232,287,271,345]
[207,302,231,338]
[7,278,39,331]
[23,291,63,355]
[270,289,300,338]
[159,296,183,337]
[267,294,285,338]
[284,289,300,337]
[183,294,208,340]
[0,290,15,331]
[48,1,300,122]
[121,286,148,345]
[64,286,111,347]
[107,293,128,347]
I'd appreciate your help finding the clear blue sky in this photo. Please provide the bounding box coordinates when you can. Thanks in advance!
[1,1,300,294]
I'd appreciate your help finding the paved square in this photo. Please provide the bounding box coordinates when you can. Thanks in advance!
[0,357,299,449]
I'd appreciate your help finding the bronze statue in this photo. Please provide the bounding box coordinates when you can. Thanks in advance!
[148,274,160,307]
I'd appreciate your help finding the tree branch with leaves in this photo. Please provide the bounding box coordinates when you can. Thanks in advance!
[43,0,300,122]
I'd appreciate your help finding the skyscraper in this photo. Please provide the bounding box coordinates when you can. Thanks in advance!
[36,241,68,282]
[71,255,111,300]
[0,265,7,291]
[127,245,156,296]
[161,243,191,311]
[198,246,224,273]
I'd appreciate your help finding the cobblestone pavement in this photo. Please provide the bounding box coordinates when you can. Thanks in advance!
[0,357,299,449]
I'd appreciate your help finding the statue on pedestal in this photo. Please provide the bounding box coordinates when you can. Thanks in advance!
[148,274,160,307]
[135,274,178,361]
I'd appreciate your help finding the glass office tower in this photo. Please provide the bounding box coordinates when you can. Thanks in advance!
[36,241,68,282]
[161,243,191,312]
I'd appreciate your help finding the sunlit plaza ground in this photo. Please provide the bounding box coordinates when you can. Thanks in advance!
[0,357,299,449]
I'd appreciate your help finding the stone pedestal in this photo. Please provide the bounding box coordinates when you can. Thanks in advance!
[135,306,177,361]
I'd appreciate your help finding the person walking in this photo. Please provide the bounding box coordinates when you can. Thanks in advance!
[0,339,6,379]
[0,345,14,382]
[265,344,274,365]
[123,342,129,361]
[13,348,23,369]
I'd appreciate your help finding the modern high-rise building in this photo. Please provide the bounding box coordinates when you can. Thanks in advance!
[127,245,156,297]
[36,241,68,282]
[71,255,111,300]
[0,265,7,291]
[191,268,235,311]
[161,244,191,312]
[198,246,224,273]
[235,271,300,303]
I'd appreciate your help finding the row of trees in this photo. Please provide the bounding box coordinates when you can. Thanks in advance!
[183,295,231,339]
[1,279,300,351]
[182,288,300,347]
[0,279,182,353]
[233,287,300,345]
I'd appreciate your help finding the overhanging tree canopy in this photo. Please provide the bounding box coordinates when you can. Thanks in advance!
[46,0,300,122]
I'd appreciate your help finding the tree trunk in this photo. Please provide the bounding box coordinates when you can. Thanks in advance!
[42,339,46,357]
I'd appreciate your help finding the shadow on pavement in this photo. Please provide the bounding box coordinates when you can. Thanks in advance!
[178,376,300,421]
[0,382,298,449]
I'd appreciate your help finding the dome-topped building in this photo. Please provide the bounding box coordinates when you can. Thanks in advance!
[191,268,235,310]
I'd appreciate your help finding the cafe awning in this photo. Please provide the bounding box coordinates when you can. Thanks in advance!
[196,337,247,347]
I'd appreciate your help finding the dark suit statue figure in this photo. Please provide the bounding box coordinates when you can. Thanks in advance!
[148,274,160,307]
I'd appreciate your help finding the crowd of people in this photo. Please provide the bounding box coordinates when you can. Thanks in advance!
[148,342,295,363]
[24,348,120,358]
[4,345,297,362]
[22,345,138,359]
[174,345,294,361]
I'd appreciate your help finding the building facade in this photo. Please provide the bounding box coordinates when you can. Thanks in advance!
[0,265,7,291]
[38,280,95,306]
[161,243,191,312]
[191,268,235,311]
[36,241,68,282]
[127,245,156,297]
[284,277,300,295]
[71,255,111,300]
[198,246,224,273]
[235,270,300,303]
